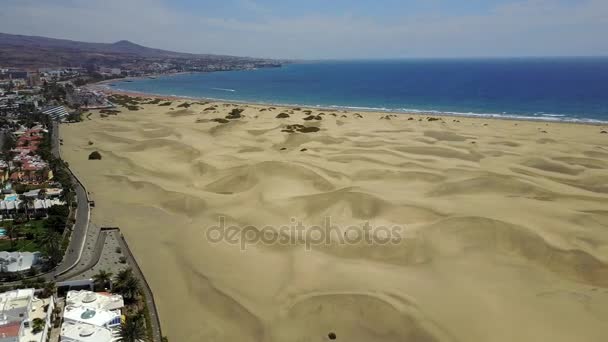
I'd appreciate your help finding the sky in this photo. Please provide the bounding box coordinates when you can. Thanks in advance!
[0,0,607,59]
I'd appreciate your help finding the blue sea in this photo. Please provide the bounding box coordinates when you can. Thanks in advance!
[110,58,608,123]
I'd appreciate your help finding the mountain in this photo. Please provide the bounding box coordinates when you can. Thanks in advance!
[0,32,269,69]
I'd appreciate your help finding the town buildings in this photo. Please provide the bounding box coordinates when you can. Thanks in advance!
[0,289,54,342]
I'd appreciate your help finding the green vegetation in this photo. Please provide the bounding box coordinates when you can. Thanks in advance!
[32,318,45,334]
[303,115,322,121]
[93,269,113,291]
[176,102,191,108]
[142,301,154,341]
[146,98,162,105]
[226,108,244,119]
[282,124,320,133]
[41,81,67,102]
[66,112,83,122]
[38,123,76,207]
[0,217,67,253]
[276,113,290,118]
[88,151,102,160]
[125,105,141,111]
[99,109,120,115]
[211,118,230,124]
[109,94,141,107]
[113,268,141,303]
[118,311,148,342]
[158,102,172,106]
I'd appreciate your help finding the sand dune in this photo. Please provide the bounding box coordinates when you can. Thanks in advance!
[61,99,608,342]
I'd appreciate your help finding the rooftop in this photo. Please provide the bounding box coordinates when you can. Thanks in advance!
[63,306,121,328]
[66,291,124,312]
[0,289,34,325]
[60,321,116,342]
[0,251,40,273]
[64,291,124,328]
[0,321,21,339]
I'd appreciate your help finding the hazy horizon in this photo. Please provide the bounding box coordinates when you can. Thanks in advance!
[1,0,608,60]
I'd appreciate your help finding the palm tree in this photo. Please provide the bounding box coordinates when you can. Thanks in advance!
[5,224,20,250]
[24,196,35,220]
[118,311,148,342]
[40,281,56,298]
[17,198,27,221]
[39,231,62,266]
[113,268,134,287]
[113,268,141,303]
[38,188,47,200]
[92,269,113,291]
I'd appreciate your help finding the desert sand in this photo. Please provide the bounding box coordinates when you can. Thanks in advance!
[60,97,608,342]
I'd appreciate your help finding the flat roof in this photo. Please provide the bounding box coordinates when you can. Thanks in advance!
[66,291,124,312]
[61,321,115,342]
[0,321,21,338]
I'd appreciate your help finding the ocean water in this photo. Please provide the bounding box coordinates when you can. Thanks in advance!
[110,58,608,123]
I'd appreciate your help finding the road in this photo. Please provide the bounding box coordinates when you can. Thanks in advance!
[52,121,91,276]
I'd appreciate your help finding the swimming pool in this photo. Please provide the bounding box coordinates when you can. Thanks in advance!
[4,195,17,202]
[0,228,6,237]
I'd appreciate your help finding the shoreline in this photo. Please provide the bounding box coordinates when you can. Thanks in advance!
[90,83,608,127]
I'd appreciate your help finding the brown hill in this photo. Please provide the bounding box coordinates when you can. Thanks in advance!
[0,32,270,69]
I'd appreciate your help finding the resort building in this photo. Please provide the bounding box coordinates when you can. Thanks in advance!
[0,288,54,342]
[22,188,63,199]
[41,105,69,120]
[0,252,41,273]
[0,197,64,220]
[62,291,123,329]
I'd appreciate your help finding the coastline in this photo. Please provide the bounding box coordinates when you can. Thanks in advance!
[90,82,608,127]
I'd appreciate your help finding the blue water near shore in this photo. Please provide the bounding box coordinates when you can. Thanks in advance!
[110,58,608,123]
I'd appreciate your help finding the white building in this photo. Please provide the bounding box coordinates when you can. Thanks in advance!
[60,322,117,342]
[60,291,124,342]
[0,289,54,342]
[0,252,40,273]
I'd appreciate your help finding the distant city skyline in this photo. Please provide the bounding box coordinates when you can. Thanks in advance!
[1,0,607,59]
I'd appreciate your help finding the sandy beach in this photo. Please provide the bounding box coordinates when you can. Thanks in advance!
[60,97,608,342]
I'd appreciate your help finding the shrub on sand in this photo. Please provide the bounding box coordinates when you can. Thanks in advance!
[88,151,102,160]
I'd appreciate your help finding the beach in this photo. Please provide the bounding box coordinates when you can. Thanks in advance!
[60,97,608,342]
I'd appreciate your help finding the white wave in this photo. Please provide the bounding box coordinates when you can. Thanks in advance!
[103,86,607,124]
[211,88,236,92]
